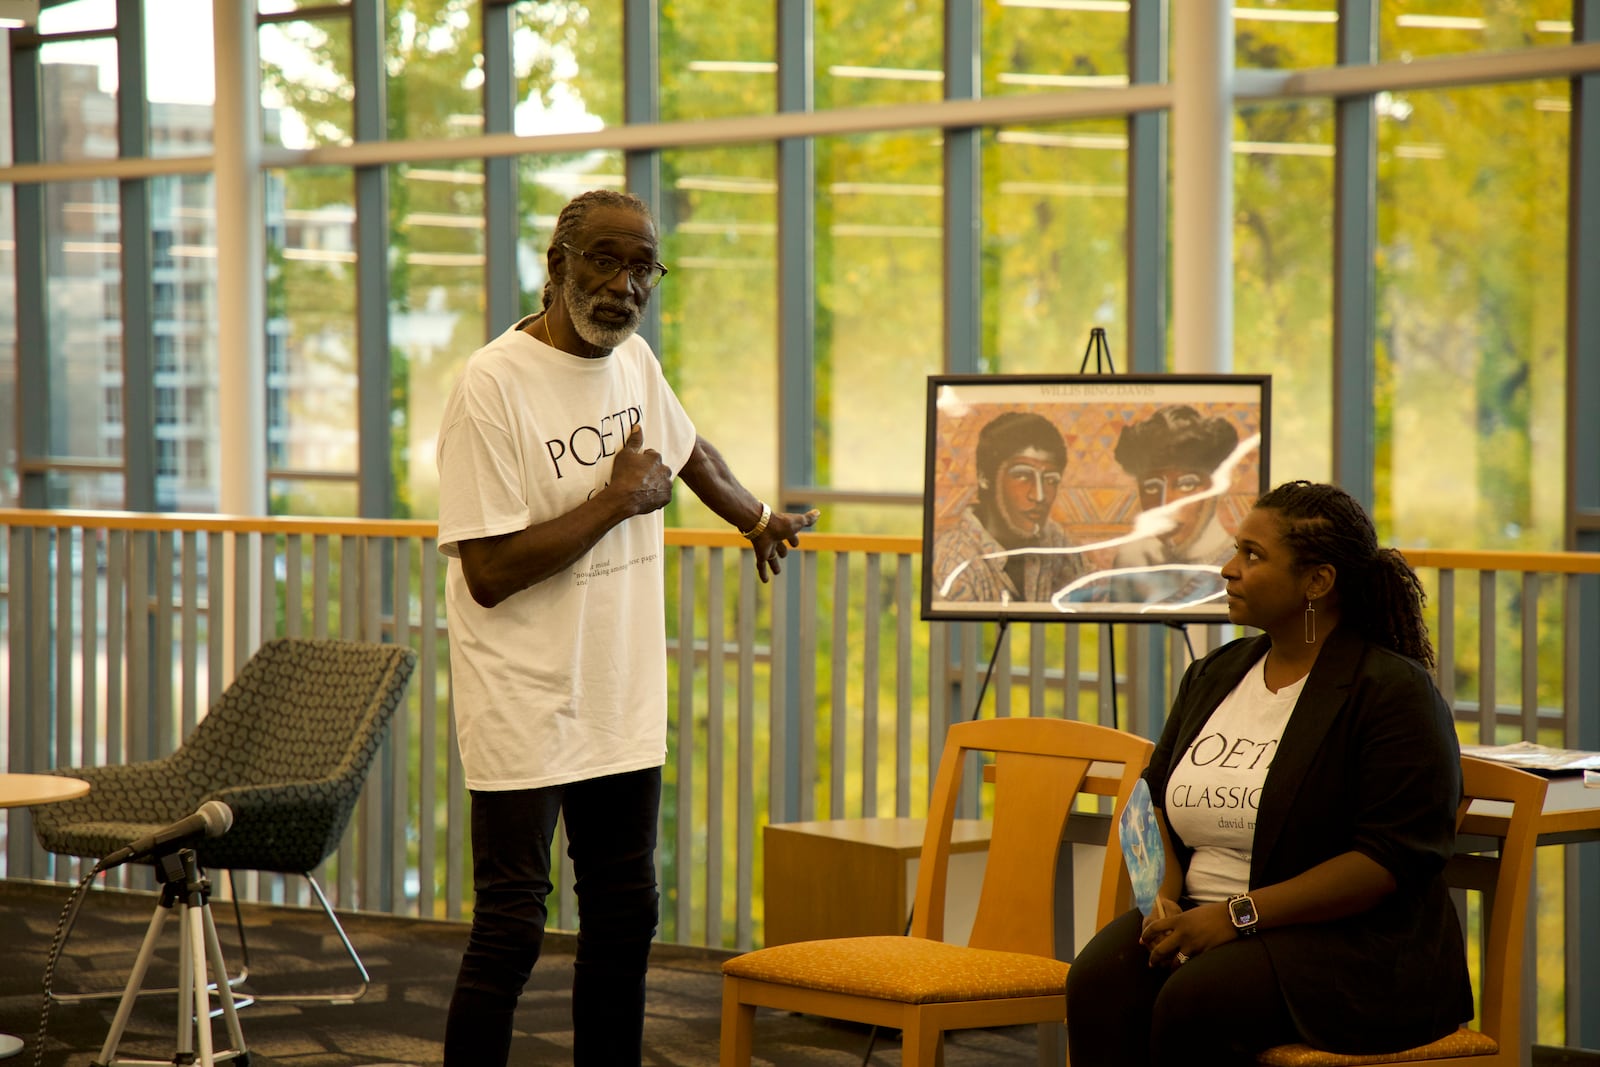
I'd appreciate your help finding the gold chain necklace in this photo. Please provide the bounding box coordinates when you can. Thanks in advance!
[539,313,556,349]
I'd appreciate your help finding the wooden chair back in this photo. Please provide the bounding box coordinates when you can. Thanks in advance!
[911,716,1154,955]
[1457,755,1547,1055]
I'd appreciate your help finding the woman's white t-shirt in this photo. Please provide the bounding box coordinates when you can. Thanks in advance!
[1164,655,1305,902]
[435,319,697,791]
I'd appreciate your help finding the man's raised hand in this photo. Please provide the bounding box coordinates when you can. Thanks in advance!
[607,424,674,517]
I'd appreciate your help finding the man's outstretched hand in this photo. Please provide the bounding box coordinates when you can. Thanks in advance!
[750,507,821,583]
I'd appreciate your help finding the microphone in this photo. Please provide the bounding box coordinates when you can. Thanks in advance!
[92,800,234,873]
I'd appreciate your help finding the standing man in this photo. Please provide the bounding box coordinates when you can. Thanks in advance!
[436,188,817,1067]
[931,410,1085,604]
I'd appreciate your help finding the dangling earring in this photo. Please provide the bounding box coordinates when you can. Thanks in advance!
[1304,597,1317,644]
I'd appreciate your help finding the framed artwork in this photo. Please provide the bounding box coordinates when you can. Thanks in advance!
[922,373,1271,623]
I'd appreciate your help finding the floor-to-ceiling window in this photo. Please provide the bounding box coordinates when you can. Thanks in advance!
[6,0,1593,547]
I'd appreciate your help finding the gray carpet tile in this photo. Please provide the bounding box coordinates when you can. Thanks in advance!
[0,879,1043,1065]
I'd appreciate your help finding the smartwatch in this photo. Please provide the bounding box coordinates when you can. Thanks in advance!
[1227,893,1260,936]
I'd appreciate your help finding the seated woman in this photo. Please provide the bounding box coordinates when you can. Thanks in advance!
[1065,480,1470,1066]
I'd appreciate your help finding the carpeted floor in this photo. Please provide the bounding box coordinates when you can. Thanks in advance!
[0,879,1043,1066]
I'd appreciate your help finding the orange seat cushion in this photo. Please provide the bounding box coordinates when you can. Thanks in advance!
[721,935,1070,1005]
[1257,1027,1498,1066]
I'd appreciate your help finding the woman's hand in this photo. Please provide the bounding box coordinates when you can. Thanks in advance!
[1139,895,1180,939]
[1138,900,1238,969]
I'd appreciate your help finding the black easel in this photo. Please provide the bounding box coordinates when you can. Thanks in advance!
[956,325,1114,729]
[1081,326,1132,731]
[948,327,1199,738]
[1079,326,1116,375]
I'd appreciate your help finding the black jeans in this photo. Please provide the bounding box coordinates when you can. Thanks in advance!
[1065,908,1300,1067]
[443,766,662,1067]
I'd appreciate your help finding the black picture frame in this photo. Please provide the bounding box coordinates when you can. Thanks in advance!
[921,373,1272,623]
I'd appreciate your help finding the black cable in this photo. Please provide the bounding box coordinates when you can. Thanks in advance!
[34,870,98,1067]
[860,618,1011,1064]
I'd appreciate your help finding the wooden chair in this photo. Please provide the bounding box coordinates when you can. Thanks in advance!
[720,716,1154,1067]
[1257,755,1548,1067]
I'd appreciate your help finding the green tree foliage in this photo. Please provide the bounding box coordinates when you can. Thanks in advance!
[1230,15,1336,483]
[978,10,1132,379]
[1374,76,1567,552]
[1371,0,1570,552]
[659,0,771,121]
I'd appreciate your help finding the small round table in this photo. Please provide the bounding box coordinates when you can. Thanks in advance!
[0,773,91,1061]
[0,773,90,809]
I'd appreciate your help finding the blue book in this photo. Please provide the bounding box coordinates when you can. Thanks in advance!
[1118,777,1165,917]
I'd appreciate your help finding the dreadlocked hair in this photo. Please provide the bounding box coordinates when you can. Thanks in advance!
[1254,480,1434,669]
[540,188,655,310]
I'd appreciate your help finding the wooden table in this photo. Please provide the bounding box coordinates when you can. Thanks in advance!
[1,773,91,1061]
[762,812,1138,957]
[1460,773,1600,845]
[763,817,994,947]
[0,773,90,809]
[764,763,1135,955]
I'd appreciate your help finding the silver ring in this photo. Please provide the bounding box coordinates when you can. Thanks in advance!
[1175,951,1190,965]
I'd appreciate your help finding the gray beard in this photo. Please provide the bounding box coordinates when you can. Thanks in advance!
[564,275,642,350]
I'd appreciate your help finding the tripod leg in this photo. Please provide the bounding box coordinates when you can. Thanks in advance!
[201,903,248,1056]
[184,903,215,1067]
[95,905,171,1066]
[175,902,200,1065]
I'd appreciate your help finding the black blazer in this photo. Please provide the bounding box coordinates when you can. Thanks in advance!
[1145,625,1473,1053]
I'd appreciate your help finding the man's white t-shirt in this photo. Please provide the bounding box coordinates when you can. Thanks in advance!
[1163,654,1305,902]
[435,317,697,791]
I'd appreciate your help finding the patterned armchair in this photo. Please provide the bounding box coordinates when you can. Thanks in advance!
[33,637,418,1004]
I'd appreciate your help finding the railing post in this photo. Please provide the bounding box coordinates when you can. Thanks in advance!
[771,553,804,824]
[1572,574,1600,1049]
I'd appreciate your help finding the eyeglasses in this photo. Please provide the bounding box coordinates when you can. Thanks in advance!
[561,242,670,290]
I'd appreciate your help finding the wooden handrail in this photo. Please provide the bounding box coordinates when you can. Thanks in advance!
[663,529,923,554]
[1,509,1597,574]
[1398,547,1600,574]
[0,508,440,538]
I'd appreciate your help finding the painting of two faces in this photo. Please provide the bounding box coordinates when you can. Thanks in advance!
[922,375,1269,623]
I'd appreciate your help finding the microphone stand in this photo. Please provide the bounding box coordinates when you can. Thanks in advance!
[92,847,249,1067]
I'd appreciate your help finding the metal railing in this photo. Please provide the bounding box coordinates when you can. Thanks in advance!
[0,509,1596,1043]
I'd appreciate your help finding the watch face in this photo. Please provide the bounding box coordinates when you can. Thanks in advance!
[1229,895,1258,927]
